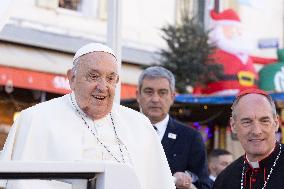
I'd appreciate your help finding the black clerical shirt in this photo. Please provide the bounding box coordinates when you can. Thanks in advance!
[213,143,284,189]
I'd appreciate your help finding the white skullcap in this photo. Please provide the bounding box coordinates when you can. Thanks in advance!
[73,43,116,62]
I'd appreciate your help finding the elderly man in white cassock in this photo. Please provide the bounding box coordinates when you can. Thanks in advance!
[0,43,175,189]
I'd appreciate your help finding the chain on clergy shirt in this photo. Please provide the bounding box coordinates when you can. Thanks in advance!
[69,93,132,164]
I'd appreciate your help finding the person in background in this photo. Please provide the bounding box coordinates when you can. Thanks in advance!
[208,149,233,186]
[136,66,211,189]
[0,43,175,189]
[213,88,284,189]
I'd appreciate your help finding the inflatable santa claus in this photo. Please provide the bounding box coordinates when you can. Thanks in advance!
[201,9,258,95]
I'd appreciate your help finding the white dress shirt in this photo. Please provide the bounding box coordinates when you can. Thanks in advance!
[209,175,216,181]
[153,114,169,141]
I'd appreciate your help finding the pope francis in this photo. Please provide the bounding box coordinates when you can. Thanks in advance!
[0,43,175,189]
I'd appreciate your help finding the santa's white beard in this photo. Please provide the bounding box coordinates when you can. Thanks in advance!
[210,27,254,57]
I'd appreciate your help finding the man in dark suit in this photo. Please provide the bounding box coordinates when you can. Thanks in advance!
[136,66,211,189]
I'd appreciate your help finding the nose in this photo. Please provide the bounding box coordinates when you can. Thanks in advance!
[251,122,262,135]
[151,92,160,102]
[96,78,108,91]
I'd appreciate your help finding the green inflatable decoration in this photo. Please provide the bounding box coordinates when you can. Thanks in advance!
[259,49,284,92]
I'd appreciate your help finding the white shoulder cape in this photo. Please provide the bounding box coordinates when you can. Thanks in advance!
[0,94,175,189]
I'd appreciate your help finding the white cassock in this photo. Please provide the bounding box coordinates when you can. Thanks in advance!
[0,93,175,189]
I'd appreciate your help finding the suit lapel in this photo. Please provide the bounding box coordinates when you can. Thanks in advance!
[161,117,177,154]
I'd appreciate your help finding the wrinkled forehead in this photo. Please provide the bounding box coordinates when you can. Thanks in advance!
[75,51,116,64]
[77,52,118,72]
[219,154,233,161]
[237,93,269,105]
[235,94,273,115]
[142,77,171,88]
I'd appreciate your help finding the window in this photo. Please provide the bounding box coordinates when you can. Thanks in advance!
[35,0,98,17]
[58,0,82,11]
[175,0,204,25]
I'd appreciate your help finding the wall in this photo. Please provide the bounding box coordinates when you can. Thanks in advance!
[8,0,175,52]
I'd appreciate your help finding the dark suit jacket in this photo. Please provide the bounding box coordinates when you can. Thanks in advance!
[161,117,211,189]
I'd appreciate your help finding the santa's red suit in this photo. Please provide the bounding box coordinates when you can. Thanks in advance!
[201,49,258,94]
[197,9,259,95]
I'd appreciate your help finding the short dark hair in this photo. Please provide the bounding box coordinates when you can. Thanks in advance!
[208,149,231,161]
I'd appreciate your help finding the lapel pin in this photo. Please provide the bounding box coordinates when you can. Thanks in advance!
[168,133,177,140]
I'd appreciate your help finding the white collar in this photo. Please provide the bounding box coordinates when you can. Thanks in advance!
[245,145,276,169]
[249,161,260,169]
[245,154,260,168]
[209,175,216,181]
[153,115,169,141]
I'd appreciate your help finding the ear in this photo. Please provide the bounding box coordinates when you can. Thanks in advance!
[274,115,280,132]
[170,91,176,106]
[230,116,237,134]
[208,162,213,171]
[67,69,76,90]
[136,89,140,103]
[116,75,120,84]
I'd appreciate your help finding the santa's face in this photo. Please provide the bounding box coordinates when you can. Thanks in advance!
[222,24,242,39]
[210,23,254,56]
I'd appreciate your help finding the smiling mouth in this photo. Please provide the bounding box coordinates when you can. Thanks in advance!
[93,95,106,100]
[150,107,161,109]
[249,139,264,142]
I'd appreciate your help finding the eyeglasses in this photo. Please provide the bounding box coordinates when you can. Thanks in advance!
[86,73,118,86]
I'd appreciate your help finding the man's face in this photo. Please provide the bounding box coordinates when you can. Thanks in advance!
[230,94,279,161]
[136,77,175,124]
[68,52,118,120]
[211,154,233,176]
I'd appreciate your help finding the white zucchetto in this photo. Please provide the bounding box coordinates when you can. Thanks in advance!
[73,43,116,62]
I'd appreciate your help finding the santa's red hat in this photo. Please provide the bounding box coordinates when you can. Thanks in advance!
[210,9,241,25]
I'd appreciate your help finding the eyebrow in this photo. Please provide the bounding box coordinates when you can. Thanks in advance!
[240,116,271,122]
[88,69,117,75]
[240,117,252,122]
[143,88,169,91]
[143,87,154,91]
[259,116,271,121]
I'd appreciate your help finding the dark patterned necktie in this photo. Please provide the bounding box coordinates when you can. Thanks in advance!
[153,125,158,132]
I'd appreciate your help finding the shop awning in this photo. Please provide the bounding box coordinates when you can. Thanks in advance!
[0,65,137,99]
[0,43,72,75]
[0,65,70,94]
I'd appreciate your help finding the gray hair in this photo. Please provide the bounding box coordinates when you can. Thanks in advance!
[231,93,277,119]
[71,58,80,75]
[138,66,175,92]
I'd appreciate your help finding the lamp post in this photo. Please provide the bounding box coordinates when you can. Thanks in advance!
[107,0,122,104]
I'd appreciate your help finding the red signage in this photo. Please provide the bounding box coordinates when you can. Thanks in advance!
[0,65,137,99]
[0,65,70,94]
